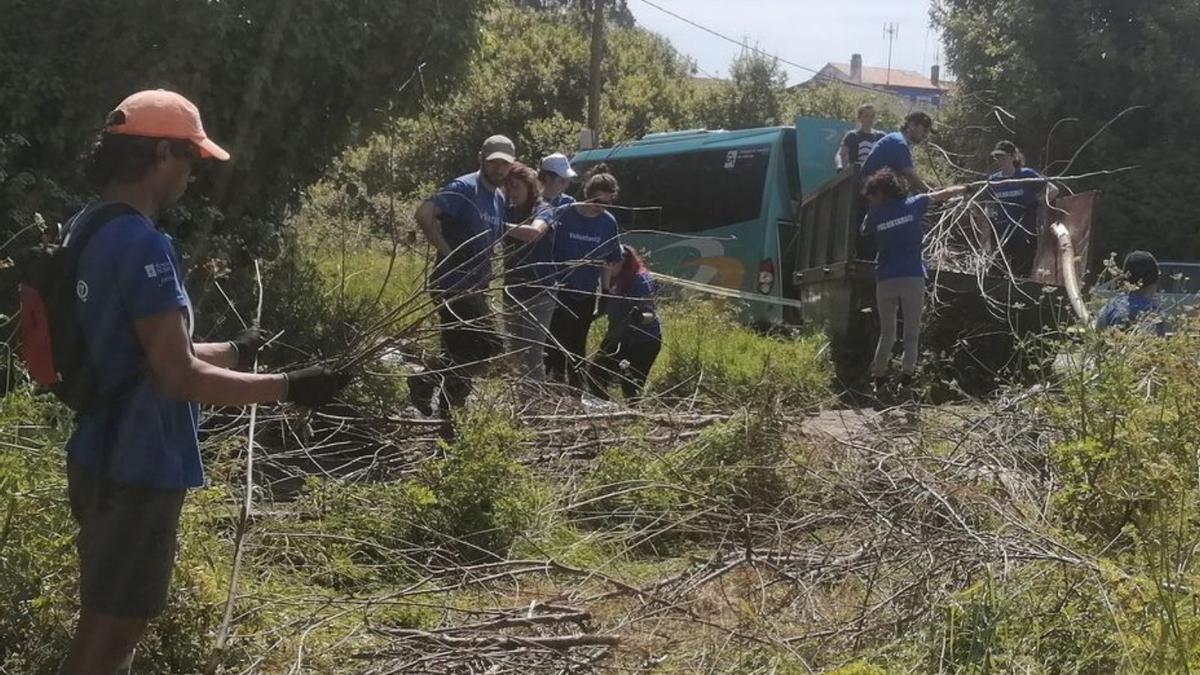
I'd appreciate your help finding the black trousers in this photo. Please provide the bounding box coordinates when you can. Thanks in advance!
[587,337,662,401]
[1001,223,1038,278]
[546,290,597,389]
[414,292,502,413]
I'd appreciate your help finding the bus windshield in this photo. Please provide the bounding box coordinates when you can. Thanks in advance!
[576,145,772,234]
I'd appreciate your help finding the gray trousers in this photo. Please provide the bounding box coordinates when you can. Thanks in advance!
[871,277,925,377]
[504,284,556,381]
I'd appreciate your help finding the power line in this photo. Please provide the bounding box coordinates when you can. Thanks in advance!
[634,0,895,96]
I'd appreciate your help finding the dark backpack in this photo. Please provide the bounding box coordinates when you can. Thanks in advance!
[16,203,141,412]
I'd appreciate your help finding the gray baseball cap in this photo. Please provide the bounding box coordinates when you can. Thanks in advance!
[481,135,516,163]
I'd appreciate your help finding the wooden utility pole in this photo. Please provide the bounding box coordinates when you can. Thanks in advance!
[586,0,606,148]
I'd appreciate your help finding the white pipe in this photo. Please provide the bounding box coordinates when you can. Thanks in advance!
[1052,222,1090,324]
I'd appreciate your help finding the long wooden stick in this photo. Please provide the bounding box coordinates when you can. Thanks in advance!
[207,259,264,673]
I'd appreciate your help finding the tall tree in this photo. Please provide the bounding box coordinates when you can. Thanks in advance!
[938,0,1200,259]
[0,0,486,259]
[326,4,697,208]
[513,0,635,27]
[697,49,790,130]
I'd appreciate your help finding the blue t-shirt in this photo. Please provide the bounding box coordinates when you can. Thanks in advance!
[65,204,202,490]
[547,193,576,210]
[860,131,913,179]
[1097,293,1166,335]
[552,207,622,293]
[504,202,556,286]
[430,172,507,291]
[989,168,1043,231]
[862,194,931,280]
[605,271,661,344]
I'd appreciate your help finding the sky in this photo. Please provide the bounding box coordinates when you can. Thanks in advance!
[627,0,945,86]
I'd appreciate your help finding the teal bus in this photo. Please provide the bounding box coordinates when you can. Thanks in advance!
[572,116,854,326]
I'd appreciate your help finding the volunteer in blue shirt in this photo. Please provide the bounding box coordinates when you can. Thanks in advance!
[61,90,345,675]
[860,111,934,193]
[988,140,1060,277]
[1097,250,1167,336]
[860,168,966,397]
[546,164,623,389]
[502,162,557,381]
[587,245,662,402]
[409,135,547,424]
[539,151,578,212]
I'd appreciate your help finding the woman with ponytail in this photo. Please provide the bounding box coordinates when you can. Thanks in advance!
[988,140,1059,277]
[546,163,623,389]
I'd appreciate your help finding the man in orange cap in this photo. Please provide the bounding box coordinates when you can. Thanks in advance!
[59,90,346,674]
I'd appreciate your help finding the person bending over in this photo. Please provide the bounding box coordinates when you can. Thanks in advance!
[860,111,935,193]
[587,245,661,402]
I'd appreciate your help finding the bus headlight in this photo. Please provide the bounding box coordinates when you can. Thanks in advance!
[758,259,776,294]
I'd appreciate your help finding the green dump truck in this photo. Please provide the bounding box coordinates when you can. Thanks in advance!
[574,116,1097,389]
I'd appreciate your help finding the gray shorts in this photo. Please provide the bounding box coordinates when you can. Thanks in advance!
[67,461,186,618]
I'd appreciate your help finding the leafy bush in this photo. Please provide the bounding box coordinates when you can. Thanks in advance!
[419,408,545,563]
[926,561,1200,674]
[261,477,437,590]
[0,0,487,260]
[1047,327,1200,548]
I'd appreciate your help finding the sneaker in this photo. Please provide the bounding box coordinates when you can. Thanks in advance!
[871,376,889,396]
[870,376,891,408]
[407,371,436,417]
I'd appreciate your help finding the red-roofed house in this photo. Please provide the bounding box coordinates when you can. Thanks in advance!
[805,53,950,108]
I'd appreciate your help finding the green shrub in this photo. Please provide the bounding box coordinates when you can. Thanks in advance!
[259,477,436,590]
[926,562,1200,674]
[1047,328,1200,548]
[419,408,544,563]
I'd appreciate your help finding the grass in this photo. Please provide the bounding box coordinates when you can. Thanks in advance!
[649,299,833,408]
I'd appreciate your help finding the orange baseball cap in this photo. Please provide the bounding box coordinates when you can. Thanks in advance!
[105,89,230,161]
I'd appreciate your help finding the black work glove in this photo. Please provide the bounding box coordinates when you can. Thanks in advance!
[283,366,349,407]
[231,327,270,371]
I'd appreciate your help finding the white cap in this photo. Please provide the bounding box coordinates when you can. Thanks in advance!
[540,152,578,179]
